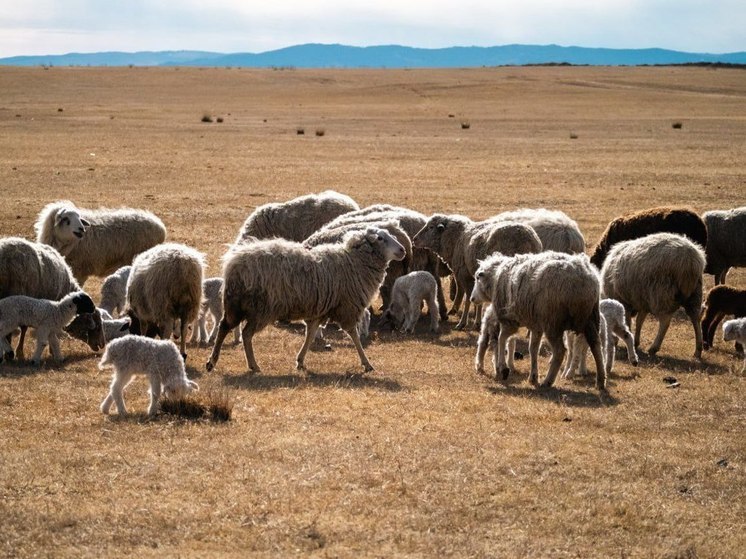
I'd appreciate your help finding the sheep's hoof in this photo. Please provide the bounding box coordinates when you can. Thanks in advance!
[513,351,524,360]
[500,367,510,381]
[702,341,711,350]
[454,322,466,331]
[648,347,659,357]
[296,362,306,371]
[205,360,214,372]
[363,364,374,373]
[631,359,639,367]
[529,375,539,386]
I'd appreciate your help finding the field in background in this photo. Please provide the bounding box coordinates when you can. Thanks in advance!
[0,66,744,557]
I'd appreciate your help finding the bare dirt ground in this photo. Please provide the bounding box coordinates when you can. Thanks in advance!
[0,65,744,557]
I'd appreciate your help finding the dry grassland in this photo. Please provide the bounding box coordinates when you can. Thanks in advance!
[0,65,744,558]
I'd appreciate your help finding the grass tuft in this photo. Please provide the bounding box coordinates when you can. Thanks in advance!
[672,122,683,129]
[201,114,213,123]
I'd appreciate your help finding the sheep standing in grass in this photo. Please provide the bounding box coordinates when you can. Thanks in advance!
[702,207,746,284]
[126,243,205,360]
[471,251,606,390]
[722,318,746,371]
[381,271,440,333]
[99,335,199,417]
[701,285,746,355]
[488,208,585,254]
[99,266,131,316]
[35,201,166,285]
[563,298,639,379]
[601,232,705,359]
[206,227,406,374]
[234,190,359,244]
[189,277,240,345]
[590,207,707,268]
[0,291,95,365]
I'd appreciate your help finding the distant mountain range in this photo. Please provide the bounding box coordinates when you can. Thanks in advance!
[2,43,745,68]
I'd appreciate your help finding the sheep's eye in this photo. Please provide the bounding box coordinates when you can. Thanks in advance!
[377,235,383,241]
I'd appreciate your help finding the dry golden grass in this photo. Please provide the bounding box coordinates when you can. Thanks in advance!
[0,65,744,557]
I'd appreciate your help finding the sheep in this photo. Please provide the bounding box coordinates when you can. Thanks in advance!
[99,335,199,417]
[600,232,705,359]
[722,318,746,371]
[99,265,131,316]
[702,207,746,284]
[590,206,707,268]
[701,285,746,355]
[562,299,639,379]
[412,214,542,330]
[488,208,585,254]
[380,271,440,334]
[34,200,166,285]
[234,190,359,245]
[206,227,406,374]
[0,237,104,356]
[126,243,205,360]
[0,291,96,365]
[471,251,606,390]
[189,277,241,345]
[65,307,130,348]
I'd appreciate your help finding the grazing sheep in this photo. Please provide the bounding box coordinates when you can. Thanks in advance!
[601,232,705,359]
[189,277,241,345]
[413,214,542,330]
[488,208,585,254]
[590,206,707,268]
[234,190,359,244]
[99,265,131,316]
[0,237,104,356]
[701,285,746,354]
[563,298,639,379]
[99,335,199,417]
[66,308,130,347]
[35,200,166,284]
[207,227,406,374]
[471,251,606,390]
[126,243,205,360]
[0,291,95,365]
[702,207,746,284]
[722,318,746,371]
[381,271,440,334]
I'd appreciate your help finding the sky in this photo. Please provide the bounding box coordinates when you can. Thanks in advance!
[0,0,743,58]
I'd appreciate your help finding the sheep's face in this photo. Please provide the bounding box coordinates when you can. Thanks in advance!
[54,208,90,242]
[381,304,405,330]
[412,216,448,251]
[723,320,744,342]
[64,309,106,352]
[471,271,492,304]
[366,228,406,262]
[165,379,199,399]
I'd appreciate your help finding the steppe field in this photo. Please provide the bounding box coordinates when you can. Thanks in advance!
[0,65,745,558]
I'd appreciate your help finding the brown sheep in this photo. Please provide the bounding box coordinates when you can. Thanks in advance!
[701,285,746,354]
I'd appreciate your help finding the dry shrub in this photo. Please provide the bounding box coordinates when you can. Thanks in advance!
[297,127,305,135]
[315,129,325,137]
[461,121,471,129]
[672,122,683,129]
[201,114,213,123]
[160,386,234,422]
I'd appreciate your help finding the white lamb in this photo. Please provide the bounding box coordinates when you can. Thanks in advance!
[0,291,96,365]
[99,265,131,316]
[723,318,746,372]
[99,335,199,417]
[189,277,240,345]
[381,271,440,333]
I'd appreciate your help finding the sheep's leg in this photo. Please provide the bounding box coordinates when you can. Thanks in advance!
[562,333,580,378]
[634,311,648,349]
[427,291,440,333]
[701,309,722,350]
[475,320,490,374]
[148,378,161,416]
[647,314,671,356]
[685,305,704,360]
[496,323,519,380]
[540,333,567,388]
[614,324,638,367]
[100,392,115,414]
[240,322,261,374]
[104,371,132,416]
[31,330,47,366]
[48,333,63,362]
[15,326,27,360]
[206,317,234,372]
[449,281,463,316]
[587,329,607,391]
[404,295,421,333]
[345,325,374,373]
[296,319,322,371]
[178,314,189,360]
[507,336,516,371]
[528,329,543,385]
[716,268,729,285]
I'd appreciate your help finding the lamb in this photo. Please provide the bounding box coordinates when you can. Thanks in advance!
[562,299,639,379]
[0,291,96,365]
[99,335,199,417]
[189,277,241,345]
[126,243,205,360]
[99,265,131,316]
[471,251,606,390]
[701,285,746,354]
[34,200,166,285]
[412,214,542,330]
[702,207,746,284]
[722,318,746,371]
[0,237,104,356]
[488,208,585,254]
[234,190,359,245]
[600,232,705,359]
[380,271,440,333]
[65,307,130,347]
[590,206,707,268]
[206,227,406,374]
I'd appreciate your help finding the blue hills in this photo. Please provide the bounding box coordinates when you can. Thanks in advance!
[2,43,745,68]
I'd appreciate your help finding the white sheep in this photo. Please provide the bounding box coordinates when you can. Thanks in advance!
[562,298,639,379]
[474,304,520,376]
[723,318,746,371]
[0,291,96,365]
[702,207,746,285]
[234,190,359,244]
[471,251,606,390]
[35,200,167,285]
[99,335,199,417]
[99,265,131,316]
[189,277,241,345]
[126,243,205,359]
[207,227,406,374]
[488,208,585,254]
[381,271,440,333]
[601,232,705,359]
[0,237,104,356]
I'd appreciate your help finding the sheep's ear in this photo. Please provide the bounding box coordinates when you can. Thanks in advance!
[80,218,91,228]
[55,209,69,227]
[119,321,130,332]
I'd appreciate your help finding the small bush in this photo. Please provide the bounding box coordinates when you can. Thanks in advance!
[57,108,63,112]
[569,132,578,139]
[461,122,471,130]
[160,386,234,422]
[315,129,325,137]
[672,122,683,129]
[297,127,305,135]
[216,117,224,123]
[201,114,213,123]
[448,113,455,118]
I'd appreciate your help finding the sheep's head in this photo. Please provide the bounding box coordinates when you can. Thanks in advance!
[365,227,406,262]
[380,303,405,331]
[72,292,96,315]
[412,215,454,253]
[723,319,745,342]
[471,254,506,304]
[64,308,106,352]
[54,207,90,242]
[165,378,200,399]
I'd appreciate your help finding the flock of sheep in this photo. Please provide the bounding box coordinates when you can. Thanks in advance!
[0,192,744,417]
